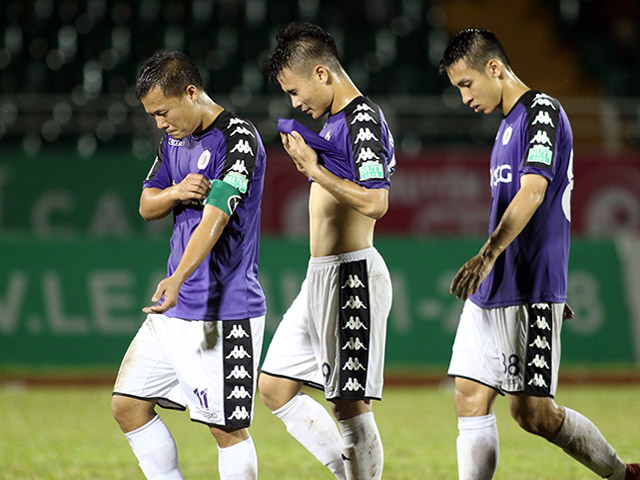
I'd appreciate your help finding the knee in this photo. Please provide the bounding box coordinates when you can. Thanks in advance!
[258,374,297,411]
[454,379,495,417]
[110,394,129,424]
[110,394,155,432]
[509,398,563,439]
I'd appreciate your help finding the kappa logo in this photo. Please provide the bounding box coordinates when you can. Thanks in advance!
[343,357,366,371]
[532,316,551,330]
[356,147,380,163]
[341,274,365,289]
[342,377,365,392]
[354,127,379,143]
[530,130,552,146]
[350,112,378,125]
[342,316,368,330]
[528,373,549,388]
[228,405,251,421]
[230,139,254,155]
[226,385,252,400]
[230,159,249,174]
[529,336,551,350]
[226,345,251,360]
[342,337,368,351]
[354,103,374,113]
[528,354,550,369]
[532,303,551,310]
[168,138,185,147]
[531,94,557,110]
[342,295,367,310]
[226,365,252,379]
[532,110,555,127]
[230,126,255,137]
[229,117,249,126]
[226,325,249,339]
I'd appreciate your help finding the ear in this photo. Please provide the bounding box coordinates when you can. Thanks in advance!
[486,59,503,78]
[185,84,199,101]
[313,64,330,84]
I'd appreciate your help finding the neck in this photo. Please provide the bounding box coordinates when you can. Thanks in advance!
[329,73,362,115]
[501,70,529,115]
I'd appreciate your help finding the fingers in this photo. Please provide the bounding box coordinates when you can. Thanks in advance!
[142,281,176,314]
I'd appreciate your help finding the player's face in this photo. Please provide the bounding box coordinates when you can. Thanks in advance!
[277,66,332,120]
[141,86,200,139]
[446,59,502,115]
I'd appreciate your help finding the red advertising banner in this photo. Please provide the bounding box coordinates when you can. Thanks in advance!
[262,149,640,236]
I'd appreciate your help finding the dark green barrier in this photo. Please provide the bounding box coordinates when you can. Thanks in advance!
[0,237,635,368]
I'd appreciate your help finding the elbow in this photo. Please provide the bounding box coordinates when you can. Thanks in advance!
[139,204,159,222]
[363,202,388,220]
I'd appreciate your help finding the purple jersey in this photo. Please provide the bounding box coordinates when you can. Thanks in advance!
[279,96,395,189]
[470,90,574,308]
[143,110,266,321]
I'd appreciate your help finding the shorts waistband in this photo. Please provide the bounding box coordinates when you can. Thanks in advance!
[308,247,378,266]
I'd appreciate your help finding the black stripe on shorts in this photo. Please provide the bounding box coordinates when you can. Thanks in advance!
[222,319,254,428]
[523,303,554,396]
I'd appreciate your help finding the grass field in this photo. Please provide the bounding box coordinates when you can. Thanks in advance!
[1,382,639,479]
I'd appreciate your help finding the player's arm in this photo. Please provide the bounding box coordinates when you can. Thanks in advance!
[139,173,212,221]
[281,131,388,219]
[143,180,239,313]
[450,173,548,299]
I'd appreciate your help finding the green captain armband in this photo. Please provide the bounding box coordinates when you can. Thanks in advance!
[205,179,242,216]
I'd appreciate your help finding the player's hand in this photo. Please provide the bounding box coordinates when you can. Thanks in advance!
[280,131,319,177]
[143,277,181,314]
[173,173,211,203]
[450,253,495,300]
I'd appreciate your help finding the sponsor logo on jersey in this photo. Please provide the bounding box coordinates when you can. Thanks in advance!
[342,316,368,330]
[226,325,250,339]
[359,161,385,180]
[532,110,555,127]
[527,354,550,369]
[342,337,368,351]
[531,94,556,110]
[342,377,365,392]
[230,126,255,137]
[502,125,513,145]
[527,373,549,388]
[230,139,254,155]
[532,315,551,330]
[491,164,512,187]
[226,365,252,379]
[228,117,249,127]
[527,145,553,165]
[195,408,217,419]
[350,112,378,125]
[223,172,249,194]
[227,385,252,399]
[227,405,251,421]
[343,357,367,371]
[168,138,185,147]
[341,274,365,289]
[529,335,551,350]
[197,149,211,169]
[342,295,367,310]
[354,127,379,143]
[226,345,252,360]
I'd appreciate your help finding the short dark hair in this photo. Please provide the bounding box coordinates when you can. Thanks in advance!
[263,22,341,83]
[135,51,204,99]
[439,29,511,74]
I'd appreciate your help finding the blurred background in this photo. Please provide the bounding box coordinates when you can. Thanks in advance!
[1,0,640,378]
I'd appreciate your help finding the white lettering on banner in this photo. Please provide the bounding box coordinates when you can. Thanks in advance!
[565,271,603,334]
[89,271,140,333]
[32,191,75,236]
[0,271,27,334]
[44,272,89,334]
[89,194,132,236]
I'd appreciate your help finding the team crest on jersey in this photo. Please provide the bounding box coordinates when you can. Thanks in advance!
[502,125,513,145]
[197,149,211,169]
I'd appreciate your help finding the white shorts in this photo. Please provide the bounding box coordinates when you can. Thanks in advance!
[447,299,563,397]
[261,247,392,400]
[113,314,265,428]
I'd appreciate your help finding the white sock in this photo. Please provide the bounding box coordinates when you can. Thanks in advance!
[338,411,384,480]
[456,414,499,480]
[124,415,183,480]
[273,393,346,479]
[217,436,258,480]
[550,407,625,479]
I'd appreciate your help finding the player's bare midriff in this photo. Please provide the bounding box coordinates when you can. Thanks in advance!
[308,182,376,258]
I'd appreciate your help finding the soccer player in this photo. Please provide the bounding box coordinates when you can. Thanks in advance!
[441,29,640,480]
[110,51,267,480]
[258,22,395,480]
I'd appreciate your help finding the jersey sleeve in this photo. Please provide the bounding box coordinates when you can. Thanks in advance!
[213,117,261,203]
[142,136,172,189]
[521,93,561,181]
[345,100,393,189]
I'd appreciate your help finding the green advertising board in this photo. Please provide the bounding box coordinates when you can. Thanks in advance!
[0,236,636,369]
